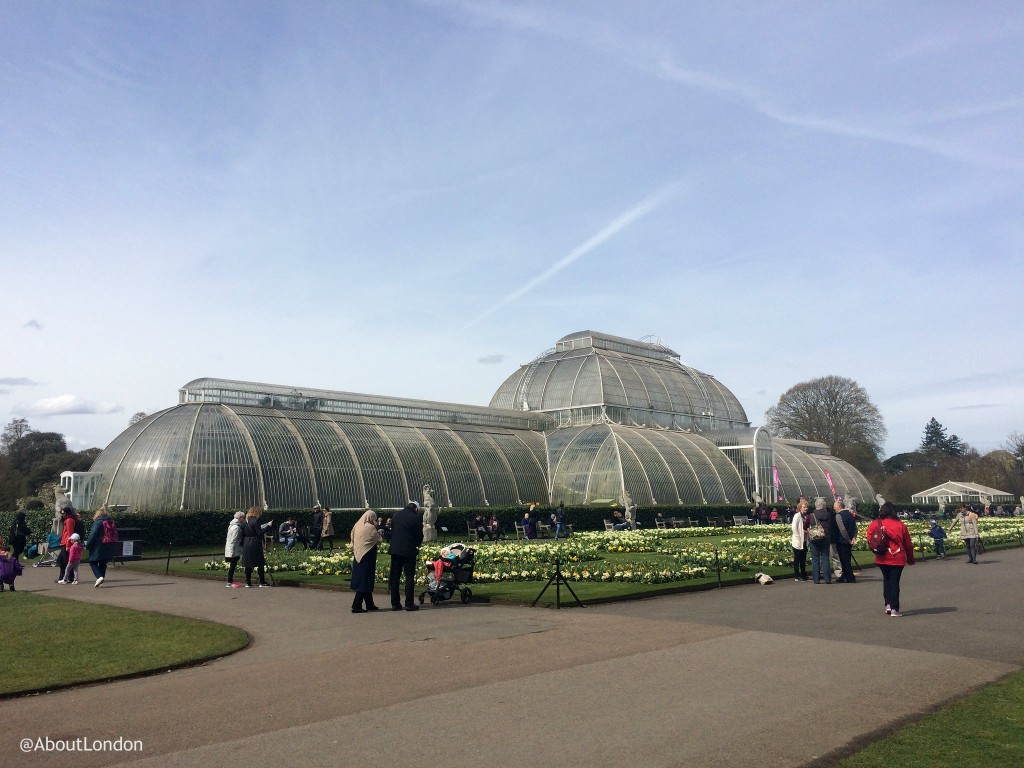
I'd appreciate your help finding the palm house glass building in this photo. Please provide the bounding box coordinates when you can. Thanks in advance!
[83,331,874,512]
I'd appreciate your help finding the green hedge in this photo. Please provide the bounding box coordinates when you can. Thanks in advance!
[0,504,776,549]
[8,501,939,550]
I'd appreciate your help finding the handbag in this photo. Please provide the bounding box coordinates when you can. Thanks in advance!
[807,521,826,541]
[976,537,985,554]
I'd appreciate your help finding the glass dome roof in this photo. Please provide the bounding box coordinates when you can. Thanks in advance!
[81,333,874,512]
[489,330,748,432]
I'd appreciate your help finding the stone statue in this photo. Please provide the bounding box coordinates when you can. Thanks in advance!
[53,487,73,534]
[624,498,638,530]
[421,484,438,542]
[938,499,947,518]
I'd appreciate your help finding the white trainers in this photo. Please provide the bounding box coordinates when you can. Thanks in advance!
[94,576,105,587]
[890,610,903,618]
[72,580,79,585]
[885,605,892,615]
[57,580,66,585]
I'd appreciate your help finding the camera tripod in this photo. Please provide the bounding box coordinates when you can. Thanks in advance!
[531,558,584,609]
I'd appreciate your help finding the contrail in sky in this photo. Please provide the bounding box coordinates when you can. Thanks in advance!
[465,182,680,327]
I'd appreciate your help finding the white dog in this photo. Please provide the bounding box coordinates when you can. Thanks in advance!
[754,572,774,585]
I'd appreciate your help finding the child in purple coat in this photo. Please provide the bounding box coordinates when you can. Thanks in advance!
[0,544,23,591]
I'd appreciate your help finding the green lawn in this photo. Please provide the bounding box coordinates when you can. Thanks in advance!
[0,592,249,697]
[837,670,1024,767]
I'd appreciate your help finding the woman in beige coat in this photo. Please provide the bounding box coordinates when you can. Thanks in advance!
[321,507,335,550]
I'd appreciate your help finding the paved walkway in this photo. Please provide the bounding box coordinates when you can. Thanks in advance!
[4,548,1023,768]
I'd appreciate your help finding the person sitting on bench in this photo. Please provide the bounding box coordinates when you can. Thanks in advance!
[278,518,300,551]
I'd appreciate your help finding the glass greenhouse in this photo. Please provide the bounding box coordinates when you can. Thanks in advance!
[83,331,874,512]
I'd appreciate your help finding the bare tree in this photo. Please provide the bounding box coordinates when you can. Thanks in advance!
[765,375,887,468]
[128,411,148,426]
[1,417,32,454]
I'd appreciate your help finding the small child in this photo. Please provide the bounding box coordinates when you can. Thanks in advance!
[59,533,83,584]
[927,520,947,559]
[0,544,23,592]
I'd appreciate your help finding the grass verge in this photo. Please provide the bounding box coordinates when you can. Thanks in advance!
[0,592,249,697]
[836,669,1024,767]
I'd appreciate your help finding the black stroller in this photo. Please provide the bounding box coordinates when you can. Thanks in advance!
[418,545,475,606]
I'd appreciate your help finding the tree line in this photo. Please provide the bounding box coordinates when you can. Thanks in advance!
[0,418,101,512]
[766,376,1024,502]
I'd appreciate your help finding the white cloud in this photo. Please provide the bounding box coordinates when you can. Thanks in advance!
[19,394,124,416]
[477,354,505,364]
[23,320,43,330]
[0,377,40,386]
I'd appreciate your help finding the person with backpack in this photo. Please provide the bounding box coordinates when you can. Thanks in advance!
[866,502,915,617]
[84,506,120,587]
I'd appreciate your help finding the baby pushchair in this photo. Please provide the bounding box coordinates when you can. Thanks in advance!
[32,533,63,568]
[418,545,475,606]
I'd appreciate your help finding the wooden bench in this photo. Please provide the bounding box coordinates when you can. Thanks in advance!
[467,521,479,542]
[733,516,752,526]
[603,519,615,531]
[655,518,667,529]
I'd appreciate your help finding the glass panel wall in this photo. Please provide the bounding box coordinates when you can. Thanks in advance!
[293,416,364,509]
[237,413,313,509]
[184,405,260,510]
[420,427,485,507]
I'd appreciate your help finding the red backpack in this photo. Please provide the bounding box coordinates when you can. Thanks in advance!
[101,518,119,545]
[867,520,890,555]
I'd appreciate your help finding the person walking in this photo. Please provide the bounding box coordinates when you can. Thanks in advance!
[310,504,324,551]
[58,533,83,584]
[241,507,273,588]
[321,506,335,550]
[867,502,915,617]
[928,519,947,559]
[790,499,809,581]
[350,509,383,613]
[552,503,569,539]
[84,506,119,587]
[224,511,244,587]
[951,505,980,564]
[9,511,30,560]
[808,498,835,584]
[388,502,423,611]
[54,508,76,583]
[833,498,858,583]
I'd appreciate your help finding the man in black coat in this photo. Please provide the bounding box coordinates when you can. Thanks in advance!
[389,502,423,611]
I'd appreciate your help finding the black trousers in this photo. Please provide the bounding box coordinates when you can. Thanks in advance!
[792,546,807,579]
[352,591,378,610]
[389,553,417,607]
[879,564,904,611]
[835,542,855,582]
[55,546,69,579]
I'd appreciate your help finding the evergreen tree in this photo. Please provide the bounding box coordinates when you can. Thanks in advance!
[920,417,948,452]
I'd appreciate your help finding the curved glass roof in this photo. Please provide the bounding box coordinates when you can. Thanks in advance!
[772,440,875,504]
[83,332,874,512]
[489,330,748,431]
[89,404,549,512]
[547,424,749,506]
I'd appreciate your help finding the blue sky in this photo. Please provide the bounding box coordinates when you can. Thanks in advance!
[1,0,1021,459]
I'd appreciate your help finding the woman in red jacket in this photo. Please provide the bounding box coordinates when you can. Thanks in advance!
[868,502,915,617]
